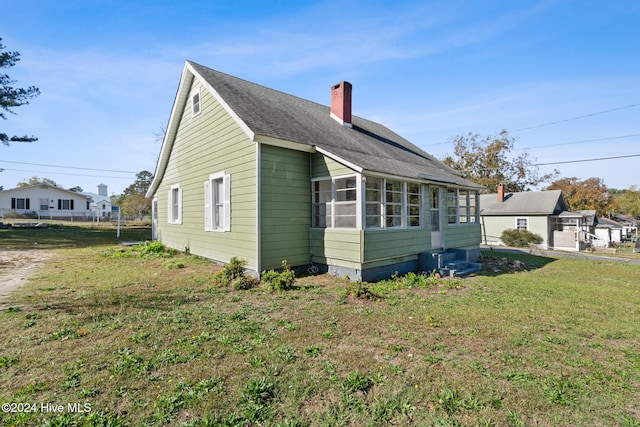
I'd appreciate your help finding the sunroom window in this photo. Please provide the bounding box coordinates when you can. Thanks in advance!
[364,178,422,229]
[313,176,357,229]
[365,177,383,228]
[407,183,421,227]
[334,177,357,228]
[385,180,403,228]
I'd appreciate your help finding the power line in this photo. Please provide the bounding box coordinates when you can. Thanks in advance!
[1,168,135,180]
[515,133,640,151]
[0,160,138,174]
[510,103,640,132]
[534,153,640,166]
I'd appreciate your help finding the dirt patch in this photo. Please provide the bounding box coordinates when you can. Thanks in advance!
[482,256,529,274]
[0,250,53,309]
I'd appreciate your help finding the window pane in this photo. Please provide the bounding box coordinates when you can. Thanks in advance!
[314,180,331,203]
[313,204,328,228]
[366,216,382,228]
[335,215,356,228]
[335,177,356,202]
[335,202,356,216]
[431,210,440,231]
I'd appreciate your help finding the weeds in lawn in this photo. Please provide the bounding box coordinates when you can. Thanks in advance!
[1,232,639,426]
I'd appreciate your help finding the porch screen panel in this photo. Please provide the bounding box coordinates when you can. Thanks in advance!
[334,177,356,228]
[365,177,383,228]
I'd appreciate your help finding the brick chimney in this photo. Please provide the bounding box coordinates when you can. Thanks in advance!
[498,183,505,202]
[330,81,352,127]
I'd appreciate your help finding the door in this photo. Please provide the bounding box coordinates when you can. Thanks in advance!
[430,187,443,249]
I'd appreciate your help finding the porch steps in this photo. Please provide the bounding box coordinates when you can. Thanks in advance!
[433,251,481,278]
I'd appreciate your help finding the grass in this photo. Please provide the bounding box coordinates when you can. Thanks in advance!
[0,225,639,426]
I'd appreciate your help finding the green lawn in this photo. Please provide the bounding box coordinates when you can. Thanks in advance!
[0,225,639,426]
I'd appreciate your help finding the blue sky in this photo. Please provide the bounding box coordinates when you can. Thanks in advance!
[2,0,639,195]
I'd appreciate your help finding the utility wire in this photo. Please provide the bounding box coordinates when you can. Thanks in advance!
[1,168,135,180]
[0,160,138,174]
[534,153,640,166]
[510,103,640,132]
[514,133,640,151]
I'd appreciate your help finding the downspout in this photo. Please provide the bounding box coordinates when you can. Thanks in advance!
[256,142,261,273]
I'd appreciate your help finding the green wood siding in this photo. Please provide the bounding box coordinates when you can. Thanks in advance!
[363,228,429,262]
[443,223,482,249]
[310,229,361,268]
[260,144,311,269]
[311,152,355,178]
[155,81,258,269]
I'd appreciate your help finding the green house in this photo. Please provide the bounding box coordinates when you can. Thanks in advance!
[146,61,483,280]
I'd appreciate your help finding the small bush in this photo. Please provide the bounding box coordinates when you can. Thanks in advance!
[232,275,259,290]
[343,282,381,300]
[214,257,248,286]
[501,229,543,247]
[261,260,296,292]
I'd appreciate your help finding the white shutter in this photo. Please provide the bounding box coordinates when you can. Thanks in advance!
[223,174,231,231]
[204,180,211,231]
[177,187,183,224]
[167,189,172,223]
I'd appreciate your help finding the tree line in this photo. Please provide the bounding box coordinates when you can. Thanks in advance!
[443,131,639,218]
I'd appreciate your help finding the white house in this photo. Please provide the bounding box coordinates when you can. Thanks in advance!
[82,183,113,219]
[0,184,92,220]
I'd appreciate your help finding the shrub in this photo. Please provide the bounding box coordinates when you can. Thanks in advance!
[261,260,296,292]
[214,257,248,286]
[342,282,381,300]
[501,229,543,247]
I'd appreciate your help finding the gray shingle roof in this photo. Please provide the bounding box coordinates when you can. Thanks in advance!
[189,61,481,189]
[479,190,566,215]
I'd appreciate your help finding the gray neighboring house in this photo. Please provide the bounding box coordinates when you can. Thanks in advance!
[480,184,596,251]
[146,61,485,280]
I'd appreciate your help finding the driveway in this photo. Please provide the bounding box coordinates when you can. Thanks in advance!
[0,250,53,309]
[482,245,640,265]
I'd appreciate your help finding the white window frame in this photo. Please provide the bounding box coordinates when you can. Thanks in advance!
[191,88,201,117]
[364,177,423,230]
[516,217,529,231]
[168,184,182,225]
[447,189,479,225]
[204,172,231,232]
[312,174,359,229]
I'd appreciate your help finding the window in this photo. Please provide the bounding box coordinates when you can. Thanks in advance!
[469,192,478,223]
[11,198,30,210]
[447,190,457,224]
[458,190,469,223]
[312,175,357,229]
[191,89,201,117]
[168,184,182,224]
[58,199,75,210]
[204,173,231,231]
[365,177,383,228]
[40,198,49,211]
[516,218,528,231]
[364,178,422,229]
[385,180,403,228]
[430,188,440,231]
[407,183,422,227]
[448,189,479,224]
[335,177,357,228]
[313,180,332,228]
